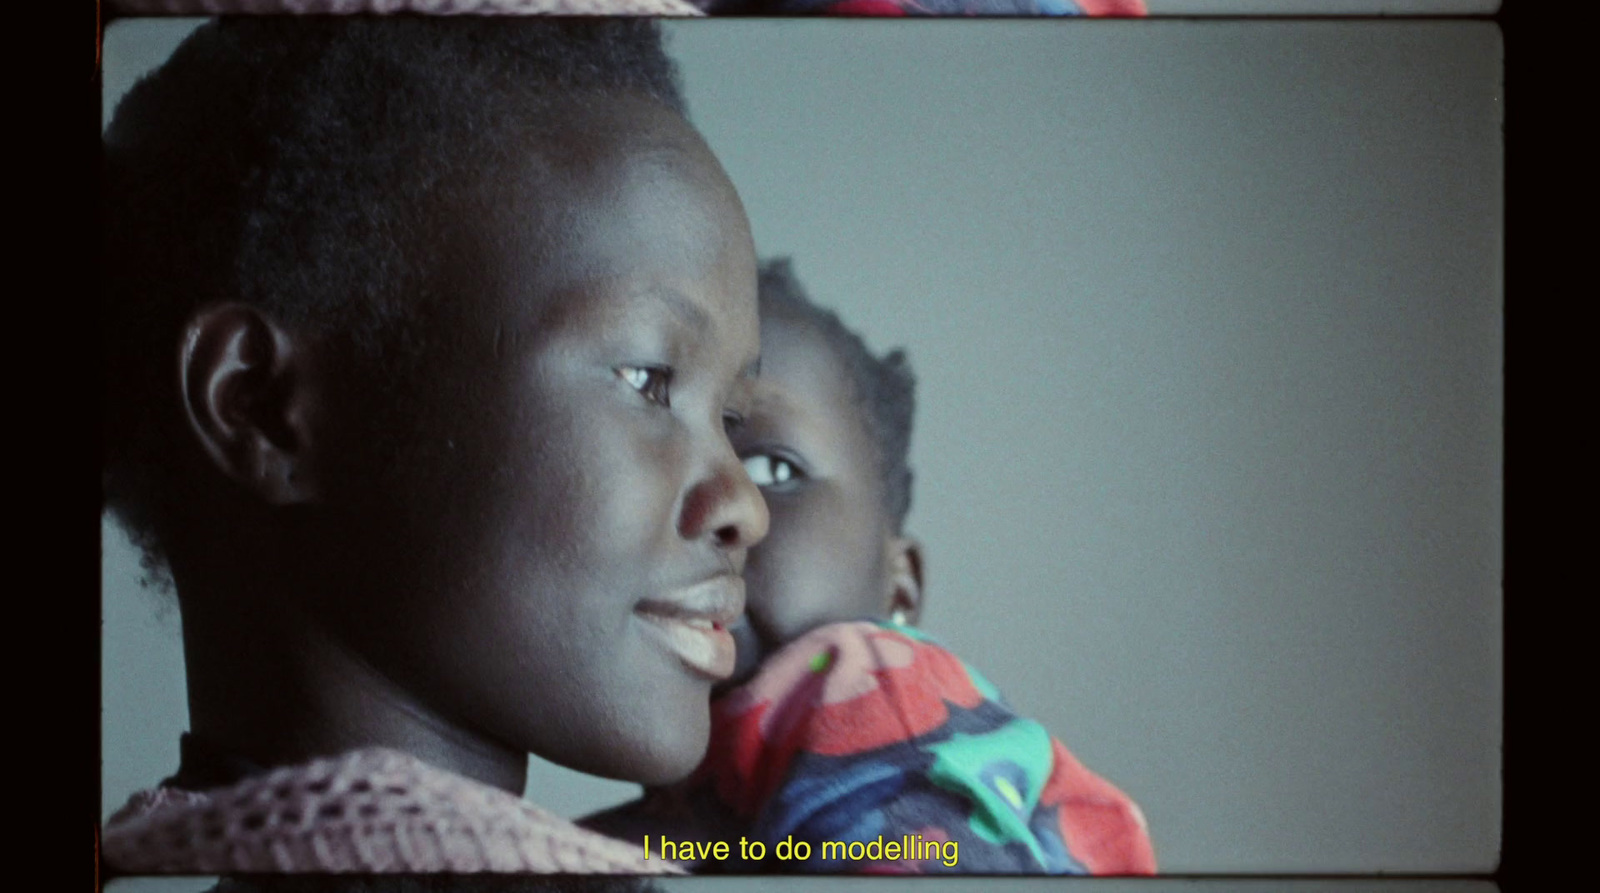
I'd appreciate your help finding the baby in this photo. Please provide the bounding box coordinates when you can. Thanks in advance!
[100,18,768,874]
[586,259,1156,874]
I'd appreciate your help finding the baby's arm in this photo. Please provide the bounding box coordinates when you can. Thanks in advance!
[686,620,1156,874]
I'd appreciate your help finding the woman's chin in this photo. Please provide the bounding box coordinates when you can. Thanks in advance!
[635,714,712,786]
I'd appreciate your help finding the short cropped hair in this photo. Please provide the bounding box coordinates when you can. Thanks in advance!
[102,18,687,579]
[757,258,916,533]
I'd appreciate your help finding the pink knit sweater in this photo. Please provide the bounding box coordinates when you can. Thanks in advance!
[102,749,683,874]
[109,0,704,15]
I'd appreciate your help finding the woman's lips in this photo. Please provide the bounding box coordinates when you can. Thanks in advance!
[636,575,744,681]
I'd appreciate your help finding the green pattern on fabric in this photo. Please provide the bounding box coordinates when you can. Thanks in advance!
[809,649,833,673]
[961,660,1004,702]
[925,718,1055,865]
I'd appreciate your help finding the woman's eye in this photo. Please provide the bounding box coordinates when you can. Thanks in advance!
[743,454,801,488]
[618,365,672,408]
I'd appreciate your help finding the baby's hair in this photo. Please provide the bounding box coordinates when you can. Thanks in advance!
[102,18,687,583]
[757,258,917,533]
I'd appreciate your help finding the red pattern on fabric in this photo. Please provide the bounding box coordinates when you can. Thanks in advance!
[1039,739,1156,874]
[699,626,989,811]
[1075,0,1147,14]
[802,630,984,755]
[691,621,1156,875]
[702,664,832,818]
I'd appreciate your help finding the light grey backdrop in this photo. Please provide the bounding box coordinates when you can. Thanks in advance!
[1143,1,1496,12]
[101,18,1503,876]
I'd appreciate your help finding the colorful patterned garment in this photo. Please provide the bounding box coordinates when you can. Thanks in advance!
[681,619,1156,874]
[701,0,1144,13]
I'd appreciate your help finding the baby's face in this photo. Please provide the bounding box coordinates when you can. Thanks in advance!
[318,98,767,785]
[722,312,899,691]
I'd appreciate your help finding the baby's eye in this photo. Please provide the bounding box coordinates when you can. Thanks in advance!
[617,365,672,408]
[743,453,802,489]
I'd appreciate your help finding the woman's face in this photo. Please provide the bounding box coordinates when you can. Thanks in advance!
[313,99,769,785]
[721,312,903,692]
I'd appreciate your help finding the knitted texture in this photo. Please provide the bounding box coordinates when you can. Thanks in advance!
[103,749,685,874]
[108,0,705,15]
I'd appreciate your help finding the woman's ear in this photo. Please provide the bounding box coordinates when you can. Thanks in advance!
[886,536,925,625]
[179,304,323,506]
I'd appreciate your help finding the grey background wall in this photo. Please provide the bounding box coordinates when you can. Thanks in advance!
[101,18,1503,875]
[1143,1,1496,11]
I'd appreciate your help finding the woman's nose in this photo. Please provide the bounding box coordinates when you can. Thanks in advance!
[679,452,770,553]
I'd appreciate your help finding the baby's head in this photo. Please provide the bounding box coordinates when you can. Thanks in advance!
[103,19,766,786]
[722,259,921,689]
